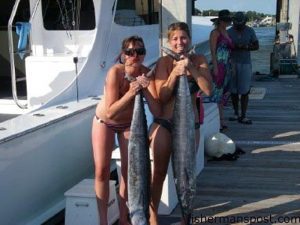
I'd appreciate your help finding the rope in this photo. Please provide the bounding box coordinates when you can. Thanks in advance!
[56,0,71,38]
[55,0,81,38]
[76,0,81,30]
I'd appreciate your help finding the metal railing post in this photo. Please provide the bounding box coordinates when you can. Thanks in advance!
[8,0,27,109]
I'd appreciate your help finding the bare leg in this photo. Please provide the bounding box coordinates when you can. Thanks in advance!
[230,93,239,116]
[218,103,225,128]
[195,128,200,152]
[149,125,172,225]
[92,119,115,225]
[117,129,131,225]
[241,93,249,119]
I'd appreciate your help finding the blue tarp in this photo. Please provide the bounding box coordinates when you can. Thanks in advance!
[15,22,31,59]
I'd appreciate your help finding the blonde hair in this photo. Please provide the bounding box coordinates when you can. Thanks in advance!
[167,22,191,40]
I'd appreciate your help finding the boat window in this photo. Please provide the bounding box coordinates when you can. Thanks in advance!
[115,0,159,26]
[41,0,95,30]
[0,1,30,30]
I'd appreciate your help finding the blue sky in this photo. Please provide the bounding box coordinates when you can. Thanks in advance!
[195,0,277,15]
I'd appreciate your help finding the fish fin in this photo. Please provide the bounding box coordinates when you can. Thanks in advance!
[161,46,181,61]
[187,46,196,55]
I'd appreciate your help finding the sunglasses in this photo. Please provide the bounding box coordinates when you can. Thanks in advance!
[124,47,146,56]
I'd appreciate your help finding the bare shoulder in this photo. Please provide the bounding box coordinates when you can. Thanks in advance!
[110,63,124,73]
[106,64,123,81]
[155,56,173,77]
[156,56,172,69]
[210,29,219,37]
[210,28,216,34]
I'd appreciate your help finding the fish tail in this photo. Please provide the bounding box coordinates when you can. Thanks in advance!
[184,213,192,225]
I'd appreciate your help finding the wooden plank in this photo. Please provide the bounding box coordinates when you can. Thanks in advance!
[185,78,300,222]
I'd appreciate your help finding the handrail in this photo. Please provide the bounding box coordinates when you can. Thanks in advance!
[8,0,27,109]
[29,0,41,24]
[8,0,41,109]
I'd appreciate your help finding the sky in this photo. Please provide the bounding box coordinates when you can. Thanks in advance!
[195,0,277,15]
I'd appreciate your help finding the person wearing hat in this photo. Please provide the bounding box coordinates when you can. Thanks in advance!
[228,11,259,124]
[209,9,234,131]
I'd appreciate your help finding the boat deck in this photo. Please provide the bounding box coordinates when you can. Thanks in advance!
[160,77,300,224]
[0,77,27,123]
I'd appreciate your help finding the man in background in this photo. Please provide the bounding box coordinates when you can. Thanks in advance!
[228,11,259,124]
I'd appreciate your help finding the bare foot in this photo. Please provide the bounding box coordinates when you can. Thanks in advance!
[149,213,159,225]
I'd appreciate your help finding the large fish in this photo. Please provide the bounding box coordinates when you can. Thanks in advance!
[162,47,196,225]
[127,87,151,224]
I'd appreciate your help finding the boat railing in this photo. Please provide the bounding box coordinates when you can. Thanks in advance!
[8,0,41,109]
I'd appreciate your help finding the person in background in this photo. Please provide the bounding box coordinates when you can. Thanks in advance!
[228,11,259,124]
[149,22,212,225]
[209,9,234,131]
[92,36,160,225]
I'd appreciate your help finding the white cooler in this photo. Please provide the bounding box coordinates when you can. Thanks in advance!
[64,179,119,225]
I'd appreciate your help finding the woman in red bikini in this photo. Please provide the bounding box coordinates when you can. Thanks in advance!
[92,36,160,225]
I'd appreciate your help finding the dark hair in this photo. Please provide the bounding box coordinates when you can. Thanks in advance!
[116,35,145,63]
[121,35,145,50]
[233,11,247,25]
[210,9,232,25]
[167,22,191,40]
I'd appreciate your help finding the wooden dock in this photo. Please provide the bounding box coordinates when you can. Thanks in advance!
[159,77,300,225]
[47,77,300,225]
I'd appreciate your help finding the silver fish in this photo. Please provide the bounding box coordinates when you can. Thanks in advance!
[172,75,196,225]
[128,91,151,225]
[162,47,196,225]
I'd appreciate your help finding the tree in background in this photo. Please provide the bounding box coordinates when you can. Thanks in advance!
[195,9,274,22]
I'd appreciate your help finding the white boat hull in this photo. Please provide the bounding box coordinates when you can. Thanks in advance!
[0,102,95,225]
